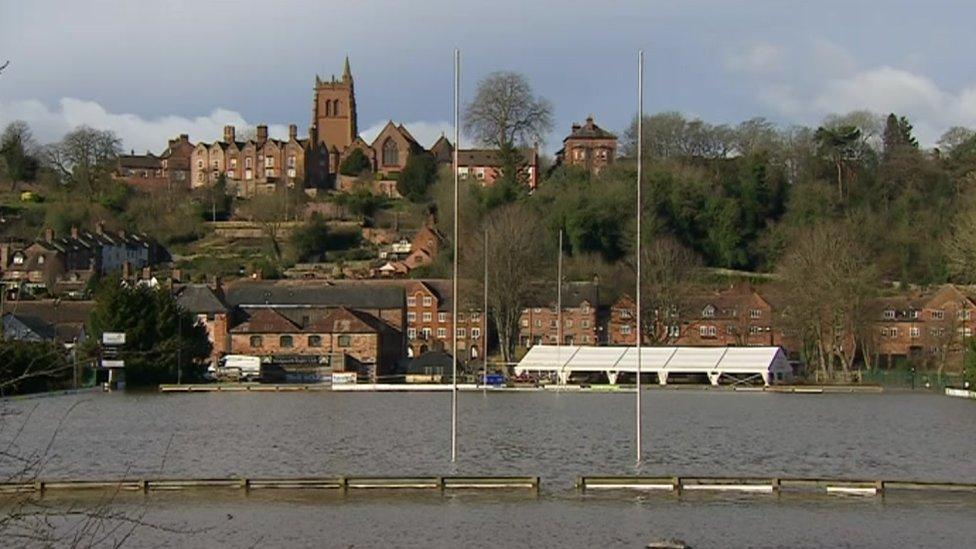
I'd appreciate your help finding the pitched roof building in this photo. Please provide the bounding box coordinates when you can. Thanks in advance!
[554,116,617,175]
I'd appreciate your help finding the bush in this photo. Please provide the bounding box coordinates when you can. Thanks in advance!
[396,152,438,202]
[291,213,330,262]
[339,148,371,176]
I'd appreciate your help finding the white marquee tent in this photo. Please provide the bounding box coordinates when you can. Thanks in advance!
[514,345,793,386]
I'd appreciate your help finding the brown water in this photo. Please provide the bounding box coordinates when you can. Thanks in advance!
[2,390,975,547]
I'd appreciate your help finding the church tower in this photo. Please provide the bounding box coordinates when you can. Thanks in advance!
[310,56,358,151]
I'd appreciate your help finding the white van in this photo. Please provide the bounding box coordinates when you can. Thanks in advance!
[218,355,263,382]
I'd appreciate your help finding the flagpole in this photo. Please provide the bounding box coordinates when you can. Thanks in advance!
[635,49,644,466]
[451,48,460,463]
[483,225,488,395]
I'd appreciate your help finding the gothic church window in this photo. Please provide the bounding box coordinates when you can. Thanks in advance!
[382,138,399,166]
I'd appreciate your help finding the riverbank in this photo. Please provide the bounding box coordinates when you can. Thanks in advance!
[157,383,886,394]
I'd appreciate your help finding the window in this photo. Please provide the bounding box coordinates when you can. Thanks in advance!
[581,320,590,328]
[749,325,761,334]
[437,327,446,338]
[197,159,203,168]
[407,328,416,340]
[422,328,431,339]
[245,169,253,180]
[889,327,898,338]
[249,335,263,348]
[230,157,238,167]
[472,328,481,339]
[265,156,274,168]
[245,157,252,168]
[521,319,529,327]
[337,335,351,347]
[910,327,920,338]
[471,313,481,322]
[933,309,945,320]
[12,254,23,265]
[702,305,715,318]
[668,325,680,338]
[565,320,573,328]
[534,319,542,328]
[550,320,557,328]
[883,309,895,319]
[749,309,762,319]
[422,296,432,307]
[382,138,399,166]
[212,160,219,169]
[533,308,542,313]
[308,335,322,347]
[699,325,717,337]
[438,312,447,323]
[621,325,632,335]
[458,313,466,322]
[288,156,296,168]
[908,309,919,319]
[407,312,416,322]
[959,309,972,321]
[457,328,466,338]
[279,335,293,348]
[37,255,45,265]
[422,312,432,322]
[407,296,416,306]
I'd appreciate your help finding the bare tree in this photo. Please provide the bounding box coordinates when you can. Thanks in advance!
[944,194,976,284]
[464,71,553,148]
[776,220,877,379]
[45,126,122,199]
[631,235,702,344]
[465,204,548,364]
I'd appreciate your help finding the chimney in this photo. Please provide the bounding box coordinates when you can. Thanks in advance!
[256,125,268,143]
[95,220,105,235]
[44,228,54,242]
[142,266,152,280]
[223,125,236,143]
[70,226,79,239]
[171,268,183,283]
[180,133,189,141]
[289,124,297,140]
[571,123,581,132]
[122,261,131,280]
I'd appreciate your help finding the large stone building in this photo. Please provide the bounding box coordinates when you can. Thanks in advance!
[115,134,194,191]
[554,116,617,175]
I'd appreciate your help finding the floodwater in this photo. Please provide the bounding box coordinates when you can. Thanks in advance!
[2,390,975,547]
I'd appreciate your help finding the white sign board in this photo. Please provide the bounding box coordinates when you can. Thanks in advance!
[102,332,126,345]
[101,359,125,368]
[332,372,357,385]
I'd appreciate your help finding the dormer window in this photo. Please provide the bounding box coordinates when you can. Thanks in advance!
[37,255,45,265]
[883,309,895,319]
[12,253,24,265]
[702,305,715,318]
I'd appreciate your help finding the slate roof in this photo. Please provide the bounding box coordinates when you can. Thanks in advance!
[404,350,454,375]
[524,281,600,309]
[307,307,386,333]
[175,284,229,314]
[230,308,300,333]
[456,148,536,167]
[564,116,617,141]
[0,300,94,342]
[118,154,161,169]
[225,280,404,309]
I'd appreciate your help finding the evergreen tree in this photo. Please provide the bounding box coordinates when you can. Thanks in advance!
[882,113,919,156]
[396,152,437,202]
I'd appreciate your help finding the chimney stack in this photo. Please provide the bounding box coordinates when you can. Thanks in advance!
[289,124,297,140]
[256,125,268,143]
[44,228,54,242]
[122,261,131,281]
[70,226,79,239]
[223,125,236,143]
[95,220,105,235]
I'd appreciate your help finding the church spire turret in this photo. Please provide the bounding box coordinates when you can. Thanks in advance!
[342,55,352,83]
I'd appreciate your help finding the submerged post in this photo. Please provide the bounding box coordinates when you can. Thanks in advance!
[451,47,460,463]
[635,49,644,466]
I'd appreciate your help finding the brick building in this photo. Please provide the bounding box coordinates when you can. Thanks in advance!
[175,282,231,362]
[453,147,540,190]
[115,134,194,191]
[519,281,601,347]
[219,279,405,379]
[869,284,976,370]
[608,285,777,348]
[554,116,617,175]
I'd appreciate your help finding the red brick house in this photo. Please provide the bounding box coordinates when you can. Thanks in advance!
[554,116,617,175]
[519,282,600,347]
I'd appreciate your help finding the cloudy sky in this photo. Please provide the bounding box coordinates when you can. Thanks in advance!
[2,0,975,153]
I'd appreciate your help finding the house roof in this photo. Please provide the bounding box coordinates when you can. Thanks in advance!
[456,148,536,167]
[0,300,94,342]
[525,281,600,309]
[118,154,161,169]
[230,308,300,333]
[307,307,387,333]
[3,313,57,340]
[564,116,617,142]
[404,350,454,374]
[225,280,404,309]
[175,284,229,314]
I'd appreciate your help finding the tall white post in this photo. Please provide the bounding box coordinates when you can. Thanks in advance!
[451,48,460,463]
[557,228,563,356]
[635,49,644,466]
[483,225,488,394]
